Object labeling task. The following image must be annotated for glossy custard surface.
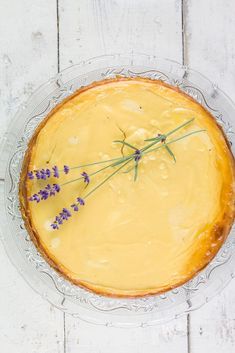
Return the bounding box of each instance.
[20,78,235,296]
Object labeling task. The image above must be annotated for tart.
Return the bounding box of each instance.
[19,77,235,297]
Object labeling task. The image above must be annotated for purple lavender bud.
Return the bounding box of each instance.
[35,170,41,179]
[45,184,54,196]
[63,165,70,174]
[56,216,63,225]
[53,184,60,193]
[38,189,49,200]
[27,171,34,180]
[81,172,90,184]
[71,204,79,211]
[77,197,85,206]
[60,209,70,220]
[63,208,71,217]
[59,212,65,220]
[51,223,59,230]
[157,133,166,142]
[52,166,59,178]
[46,169,51,178]
[40,169,47,180]
[29,194,40,203]
[134,149,141,162]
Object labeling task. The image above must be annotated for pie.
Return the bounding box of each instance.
[19,77,235,297]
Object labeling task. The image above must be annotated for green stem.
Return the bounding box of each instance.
[134,161,139,181]
[60,155,133,187]
[83,159,132,199]
[144,118,194,142]
[143,130,205,155]
[59,156,123,172]
[60,129,204,188]
[113,140,138,150]
[58,119,195,172]
[165,118,195,137]
[59,138,157,188]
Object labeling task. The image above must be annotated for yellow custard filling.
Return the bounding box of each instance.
[20,78,235,297]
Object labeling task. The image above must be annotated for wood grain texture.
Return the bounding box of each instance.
[58,0,188,351]
[184,0,235,100]
[185,0,235,352]
[58,0,183,69]
[0,238,64,353]
[64,318,187,353]
[0,0,235,352]
[188,283,235,353]
[0,1,64,352]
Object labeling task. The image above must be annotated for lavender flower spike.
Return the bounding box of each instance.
[81,172,90,184]
[35,170,41,179]
[52,165,59,178]
[51,197,85,230]
[29,183,60,202]
[28,165,70,180]
[28,168,51,180]
[29,194,40,203]
[134,149,141,162]
[64,165,70,174]
[77,197,85,205]
[51,207,72,230]
[28,171,34,180]
[71,204,79,211]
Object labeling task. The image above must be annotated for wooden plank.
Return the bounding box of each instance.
[58,0,183,68]
[58,1,188,352]
[184,0,235,100]
[64,319,187,353]
[188,283,235,353]
[0,240,64,353]
[0,0,58,176]
[184,0,235,352]
[0,1,64,352]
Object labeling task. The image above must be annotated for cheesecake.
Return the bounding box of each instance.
[19,77,235,297]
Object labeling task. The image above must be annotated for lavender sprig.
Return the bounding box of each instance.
[28,119,197,181]
[27,165,70,180]
[29,184,60,202]
[81,172,90,184]
[51,198,85,229]
[27,118,206,230]
[28,168,51,180]
[51,208,71,229]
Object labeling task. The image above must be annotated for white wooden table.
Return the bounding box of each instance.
[1,1,235,352]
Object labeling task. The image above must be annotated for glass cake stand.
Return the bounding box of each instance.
[0,54,235,327]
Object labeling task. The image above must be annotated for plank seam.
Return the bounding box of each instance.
[181,0,185,65]
[187,313,191,353]
[63,312,66,353]
[56,0,60,73]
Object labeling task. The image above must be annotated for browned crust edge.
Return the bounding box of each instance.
[19,77,235,298]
